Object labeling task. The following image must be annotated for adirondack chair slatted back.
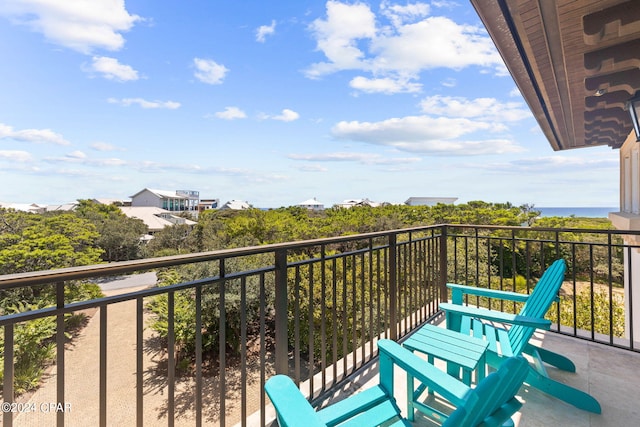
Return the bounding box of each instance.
[444,356,529,427]
[507,259,566,355]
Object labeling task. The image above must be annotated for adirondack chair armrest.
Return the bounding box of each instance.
[447,283,530,305]
[440,303,552,330]
[378,339,470,405]
[265,375,327,427]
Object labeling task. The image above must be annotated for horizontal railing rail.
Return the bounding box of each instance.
[1,223,639,426]
[0,225,443,427]
[445,224,640,351]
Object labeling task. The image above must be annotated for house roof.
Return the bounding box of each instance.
[0,202,46,213]
[298,198,323,206]
[339,198,381,208]
[220,200,251,210]
[129,188,194,200]
[45,202,78,211]
[119,206,196,232]
[471,0,640,150]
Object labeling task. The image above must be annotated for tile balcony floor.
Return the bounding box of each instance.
[311,323,640,427]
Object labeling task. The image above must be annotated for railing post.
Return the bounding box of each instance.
[439,225,448,302]
[3,325,14,427]
[389,233,397,341]
[274,248,289,375]
[56,281,66,427]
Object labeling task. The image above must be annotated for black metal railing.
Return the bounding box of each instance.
[445,225,638,349]
[0,224,639,426]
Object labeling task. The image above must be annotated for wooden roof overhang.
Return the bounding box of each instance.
[470,0,640,151]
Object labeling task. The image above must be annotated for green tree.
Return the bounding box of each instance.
[0,211,103,274]
[146,223,195,255]
[75,200,148,261]
[0,208,105,394]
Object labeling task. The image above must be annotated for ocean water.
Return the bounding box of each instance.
[537,207,616,218]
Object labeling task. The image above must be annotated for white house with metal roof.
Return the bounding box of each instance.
[298,197,324,211]
[220,200,251,210]
[336,198,383,208]
[130,188,199,215]
[119,206,196,234]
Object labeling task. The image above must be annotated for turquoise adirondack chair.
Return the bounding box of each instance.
[440,258,601,413]
[265,339,529,427]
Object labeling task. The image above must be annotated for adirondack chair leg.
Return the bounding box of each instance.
[407,372,416,422]
[525,368,602,414]
[524,343,576,372]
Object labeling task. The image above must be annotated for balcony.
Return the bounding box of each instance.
[1,224,639,426]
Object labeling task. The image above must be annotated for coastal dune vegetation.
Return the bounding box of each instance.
[0,201,623,394]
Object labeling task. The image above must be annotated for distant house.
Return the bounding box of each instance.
[119,206,196,234]
[336,198,382,209]
[45,202,79,212]
[91,198,129,206]
[198,198,220,214]
[298,197,324,211]
[0,202,46,214]
[220,200,251,210]
[130,188,199,214]
[404,197,458,206]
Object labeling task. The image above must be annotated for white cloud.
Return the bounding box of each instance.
[0,0,141,54]
[333,116,493,141]
[193,58,228,84]
[476,155,618,173]
[256,20,276,42]
[306,1,376,78]
[370,16,501,72]
[45,153,127,167]
[419,95,532,122]
[391,138,524,155]
[90,142,123,151]
[288,152,421,165]
[89,56,139,81]
[0,123,70,145]
[99,158,127,166]
[306,1,503,92]
[331,116,523,155]
[272,109,300,122]
[431,0,458,8]
[511,156,618,171]
[380,1,430,27]
[132,161,287,184]
[297,164,329,172]
[67,150,86,159]
[0,150,32,162]
[349,76,421,94]
[107,98,181,109]
[215,107,247,120]
[441,77,456,87]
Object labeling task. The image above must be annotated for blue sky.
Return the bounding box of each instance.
[0,1,619,208]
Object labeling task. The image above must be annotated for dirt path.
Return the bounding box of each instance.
[560,280,624,298]
[10,282,270,426]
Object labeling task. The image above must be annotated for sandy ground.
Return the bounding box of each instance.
[8,275,272,426]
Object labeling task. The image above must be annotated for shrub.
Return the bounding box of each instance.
[0,282,103,395]
[147,264,274,371]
